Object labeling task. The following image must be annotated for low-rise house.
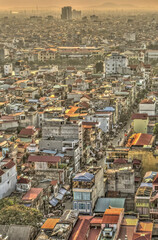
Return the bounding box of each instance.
[73,167,105,214]
[0,160,17,199]
[118,214,138,240]
[135,185,153,217]
[18,126,39,138]
[22,187,43,210]
[106,166,135,196]
[100,208,124,240]
[28,155,61,171]
[132,113,149,134]
[16,177,31,192]
[139,99,156,116]
[23,87,38,100]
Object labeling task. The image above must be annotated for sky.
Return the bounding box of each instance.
[0,0,158,10]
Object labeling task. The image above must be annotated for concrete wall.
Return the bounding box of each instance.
[133,119,149,134]
[0,166,17,199]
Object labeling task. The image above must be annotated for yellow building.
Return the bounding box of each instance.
[132,113,149,134]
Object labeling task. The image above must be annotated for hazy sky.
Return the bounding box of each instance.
[1,0,158,10]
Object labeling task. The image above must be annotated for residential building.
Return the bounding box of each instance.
[105,52,128,74]
[132,113,149,133]
[100,208,124,240]
[139,99,156,116]
[73,167,105,214]
[0,160,17,199]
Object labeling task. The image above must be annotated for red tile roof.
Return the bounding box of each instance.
[132,113,148,120]
[17,177,30,184]
[140,99,154,104]
[22,188,43,201]
[118,225,136,240]
[102,214,120,224]
[87,228,101,240]
[51,180,58,186]
[126,133,153,147]
[19,128,36,136]
[28,155,60,163]
[136,134,153,146]
[114,158,127,164]
[2,160,15,169]
[102,208,123,224]
[90,217,102,225]
[69,217,92,240]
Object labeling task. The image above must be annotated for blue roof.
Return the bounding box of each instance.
[56,193,64,200]
[140,183,153,188]
[49,198,58,207]
[56,153,65,157]
[104,107,115,112]
[59,188,67,195]
[28,99,39,103]
[94,198,125,213]
[73,172,94,182]
[41,150,57,154]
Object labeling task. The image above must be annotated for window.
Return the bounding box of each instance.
[87,203,91,210]
[79,203,86,210]
[74,192,82,200]
[83,192,90,200]
[73,192,90,201]
[74,202,78,210]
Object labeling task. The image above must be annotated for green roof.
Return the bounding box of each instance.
[94,198,125,213]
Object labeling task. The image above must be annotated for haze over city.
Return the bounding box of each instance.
[1,0,158,11]
[1,0,158,239]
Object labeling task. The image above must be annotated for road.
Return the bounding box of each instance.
[112,118,132,147]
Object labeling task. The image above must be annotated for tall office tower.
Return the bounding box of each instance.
[61,6,72,20]
[72,9,81,19]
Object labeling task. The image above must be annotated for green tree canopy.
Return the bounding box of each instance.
[154,123,158,136]
[0,198,42,227]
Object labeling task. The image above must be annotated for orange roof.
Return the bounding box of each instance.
[126,133,153,147]
[104,208,124,215]
[102,208,124,224]
[66,106,80,115]
[41,218,60,229]
[22,188,43,201]
[83,125,92,129]
[90,217,102,225]
[137,222,153,232]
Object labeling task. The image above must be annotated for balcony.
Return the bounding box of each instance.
[150,208,158,214]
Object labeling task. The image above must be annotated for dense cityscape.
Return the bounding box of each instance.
[0,6,158,240]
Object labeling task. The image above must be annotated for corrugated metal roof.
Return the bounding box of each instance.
[41,218,60,229]
[94,198,125,213]
[102,214,120,224]
[73,172,94,182]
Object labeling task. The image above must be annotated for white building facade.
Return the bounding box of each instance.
[105,52,128,74]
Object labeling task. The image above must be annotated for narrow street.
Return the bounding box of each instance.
[112,118,132,147]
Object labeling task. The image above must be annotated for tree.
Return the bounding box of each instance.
[154,123,158,137]
[0,198,42,227]
[95,61,103,73]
